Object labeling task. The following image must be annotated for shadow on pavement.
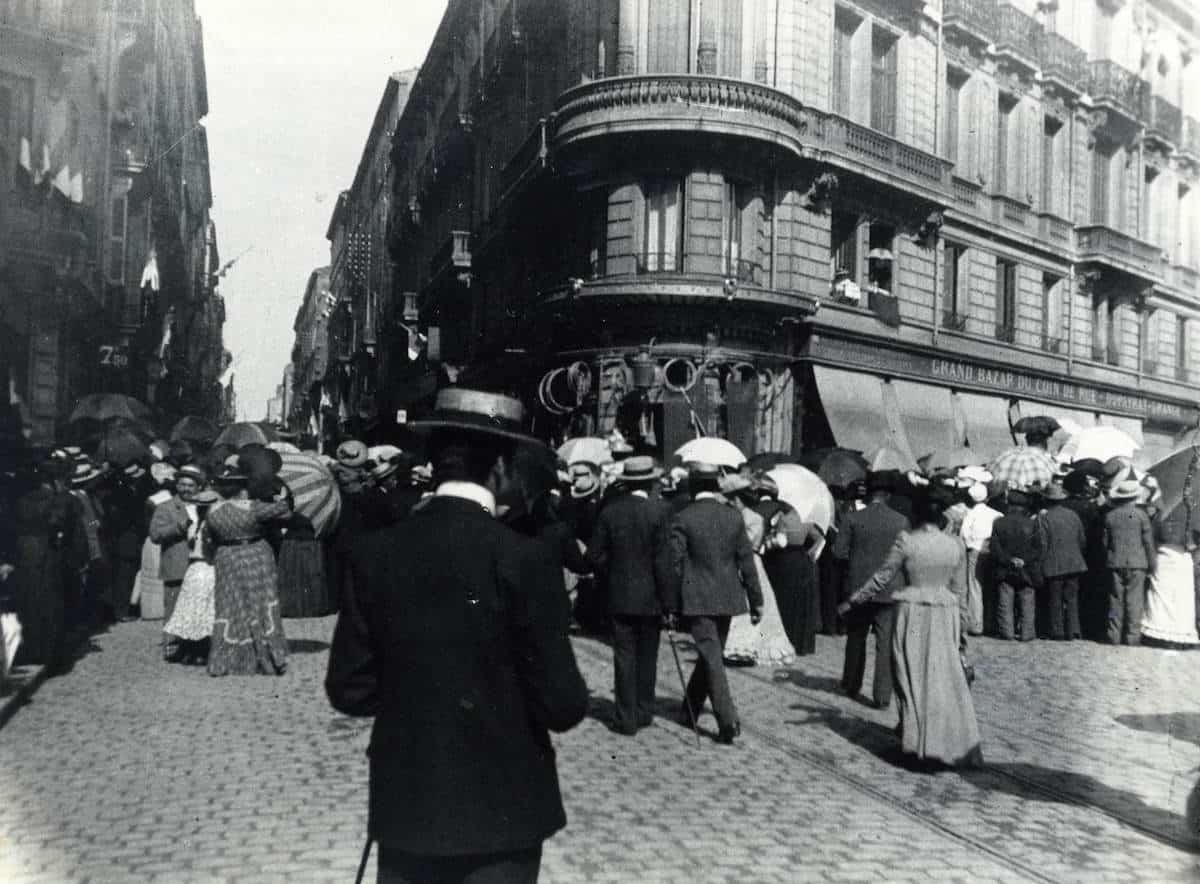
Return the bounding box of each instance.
[777,668,845,697]
[287,638,331,654]
[1115,713,1200,750]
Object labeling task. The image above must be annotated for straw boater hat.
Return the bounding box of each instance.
[335,439,369,468]
[1108,479,1141,501]
[618,455,662,484]
[403,388,543,447]
[368,445,405,482]
[177,463,207,485]
[71,459,105,486]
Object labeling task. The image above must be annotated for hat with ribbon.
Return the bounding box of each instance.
[1108,479,1142,501]
[212,463,247,484]
[71,459,105,486]
[718,473,755,496]
[335,439,369,468]
[367,445,406,482]
[177,463,208,484]
[403,388,543,447]
[618,455,662,483]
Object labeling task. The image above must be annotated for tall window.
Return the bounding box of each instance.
[943,242,968,322]
[1094,1,1114,60]
[830,210,859,281]
[1143,166,1158,246]
[1180,183,1194,267]
[720,0,744,77]
[996,258,1018,333]
[870,27,898,136]
[588,189,608,278]
[1043,272,1063,343]
[643,179,682,273]
[945,72,965,164]
[1091,144,1112,225]
[867,222,895,292]
[647,0,690,73]
[996,95,1017,195]
[1042,117,1061,214]
[1178,317,1189,380]
[832,9,859,117]
[108,192,128,284]
[0,75,33,191]
[722,181,743,278]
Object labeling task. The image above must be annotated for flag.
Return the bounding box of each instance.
[52,163,71,197]
[140,248,159,291]
[18,137,31,175]
[69,171,83,204]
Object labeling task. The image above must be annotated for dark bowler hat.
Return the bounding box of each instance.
[688,462,722,481]
[619,455,662,483]
[866,471,896,493]
[1043,483,1068,502]
[405,388,543,446]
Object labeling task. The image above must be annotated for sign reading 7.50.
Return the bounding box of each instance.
[98,345,130,369]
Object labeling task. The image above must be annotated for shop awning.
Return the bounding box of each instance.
[1138,428,1179,470]
[890,379,958,464]
[812,365,891,456]
[953,391,1016,463]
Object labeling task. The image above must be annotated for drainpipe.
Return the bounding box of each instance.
[932,9,943,350]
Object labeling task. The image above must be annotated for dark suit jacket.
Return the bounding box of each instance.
[587,491,673,616]
[325,495,588,856]
[1037,504,1087,578]
[147,494,193,584]
[666,497,762,617]
[991,510,1043,586]
[832,501,910,602]
[1102,502,1156,571]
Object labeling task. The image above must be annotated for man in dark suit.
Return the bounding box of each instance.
[834,472,910,708]
[326,388,589,884]
[1036,483,1088,640]
[1102,478,1157,645]
[665,463,762,745]
[992,490,1044,641]
[587,456,672,736]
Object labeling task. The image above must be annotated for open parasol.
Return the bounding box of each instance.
[170,416,218,446]
[1147,444,1200,523]
[675,437,746,469]
[1056,425,1140,465]
[70,393,153,425]
[988,446,1057,489]
[276,449,341,538]
[213,421,279,449]
[765,463,835,535]
[556,437,613,467]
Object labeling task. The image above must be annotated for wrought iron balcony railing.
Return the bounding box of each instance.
[943,0,999,45]
[1088,60,1148,123]
[993,3,1043,72]
[1141,93,1183,146]
[631,252,763,285]
[1041,32,1087,92]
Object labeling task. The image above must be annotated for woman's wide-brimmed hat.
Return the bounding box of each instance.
[404,388,544,447]
[617,455,662,483]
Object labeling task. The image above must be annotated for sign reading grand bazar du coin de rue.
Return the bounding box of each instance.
[807,335,1200,428]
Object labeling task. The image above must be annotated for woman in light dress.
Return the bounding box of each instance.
[163,486,221,665]
[1141,513,1200,648]
[721,475,795,666]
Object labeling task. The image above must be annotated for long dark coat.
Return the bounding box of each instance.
[587,490,673,616]
[666,497,763,617]
[326,495,588,855]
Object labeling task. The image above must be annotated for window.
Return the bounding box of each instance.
[1042,272,1063,344]
[996,95,1017,195]
[943,242,968,325]
[996,258,1018,334]
[722,181,743,278]
[647,0,690,73]
[1178,317,1189,381]
[945,72,965,164]
[1041,117,1061,214]
[832,10,859,117]
[867,222,895,292]
[588,190,608,278]
[108,192,128,284]
[870,27,898,135]
[1180,183,1194,267]
[830,210,859,281]
[1091,144,1112,225]
[720,0,744,77]
[1094,1,1114,60]
[1143,165,1158,246]
[642,179,682,273]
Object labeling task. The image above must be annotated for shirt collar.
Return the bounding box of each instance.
[630,489,648,499]
[695,491,723,502]
[434,481,496,516]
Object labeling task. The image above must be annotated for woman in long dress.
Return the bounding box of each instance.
[163,488,220,664]
[1142,514,1200,648]
[722,477,795,666]
[840,485,983,768]
[205,466,291,676]
[754,476,823,656]
[277,512,329,617]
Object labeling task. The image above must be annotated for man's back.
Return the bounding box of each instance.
[589,492,672,615]
[669,498,762,616]
[326,495,588,856]
[836,501,910,597]
[1103,502,1154,570]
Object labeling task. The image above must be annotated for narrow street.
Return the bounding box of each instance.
[2,619,1197,882]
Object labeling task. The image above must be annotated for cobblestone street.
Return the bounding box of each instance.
[1,618,1198,882]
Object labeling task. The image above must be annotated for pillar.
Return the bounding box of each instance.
[617,0,637,74]
[698,0,718,74]
[753,0,769,83]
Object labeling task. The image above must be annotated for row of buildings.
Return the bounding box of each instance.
[288,0,1200,468]
[1,0,232,448]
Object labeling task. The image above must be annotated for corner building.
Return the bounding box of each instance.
[387,0,1200,464]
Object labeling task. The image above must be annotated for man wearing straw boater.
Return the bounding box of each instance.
[326,388,588,884]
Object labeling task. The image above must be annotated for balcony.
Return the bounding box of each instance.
[1143,358,1158,376]
[0,0,95,52]
[943,0,998,46]
[952,176,981,209]
[429,230,472,287]
[1076,224,1163,284]
[992,194,1030,228]
[633,253,763,286]
[1088,60,1147,125]
[1169,263,1199,295]
[993,4,1043,74]
[1037,213,1072,246]
[1177,365,1191,384]
[1040,31,1087,95]
[551,75,953,206]
[1092,344,1120,366]
[1141,94,1183,149]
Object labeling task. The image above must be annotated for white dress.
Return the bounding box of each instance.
[163,512,215,642]
[724,507,796,665]
[1142,545,1200,645]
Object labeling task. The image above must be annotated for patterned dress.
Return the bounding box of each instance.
[724,507,795,665]
[205,499,290,676]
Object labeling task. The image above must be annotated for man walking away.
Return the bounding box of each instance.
[1037,484,1088,640]
[834,471,909,708]
[587,456,672,735]
[1102,479,1157,646]
[665,463,762,745]
[326,388,588,884]
[959,484,1001,636]
[991,490,1043,641]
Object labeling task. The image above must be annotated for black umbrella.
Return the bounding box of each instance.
[1013,415,1061,438]
[170,416,218,446]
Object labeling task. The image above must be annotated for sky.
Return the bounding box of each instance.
[194,0,448,420]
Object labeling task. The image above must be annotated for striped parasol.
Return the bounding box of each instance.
[987,446,1058,490]
[276,450,341,537]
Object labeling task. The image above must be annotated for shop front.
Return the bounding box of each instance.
[799,333,1199,470]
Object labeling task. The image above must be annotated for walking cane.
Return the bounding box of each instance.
[664,618,702,748]
[354,836,373,884]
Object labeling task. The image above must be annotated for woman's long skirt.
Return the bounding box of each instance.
[766,549,818,656]
[207,540,288,677]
